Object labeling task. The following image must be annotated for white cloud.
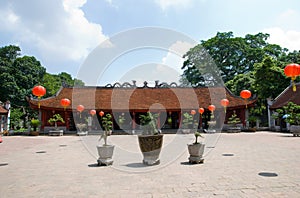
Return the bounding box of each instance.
[262,27,300,51]
[154,0,194,11]
[0,0,107,63]
[161,41,195,73]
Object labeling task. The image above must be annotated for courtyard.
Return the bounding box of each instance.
[0,131,300,197]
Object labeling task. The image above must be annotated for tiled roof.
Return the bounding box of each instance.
[0,106,8,114]
[270,83,300,109]
[28,86,256,111]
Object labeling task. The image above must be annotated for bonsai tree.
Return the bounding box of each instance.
[99,113,113,145]
[139,112,159,135]
[181,112,193,129]
[194,131,203,144]
[76,123,87,132]
[30,119,40,131]
[277,102,300,125]
[48,114,65,129]
[118,113,125,129]
[227,111,241,127]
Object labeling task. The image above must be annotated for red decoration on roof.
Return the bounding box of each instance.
[208,105,215,112]
[220,99,229,113]
[99,111,104,117]
[198,108,204,114]
[32,85,46,108]
[90,109,96,116]
[190,110,196,115]
[77,105,84,113]
[240,90,251,99]
[284,63,300,92]
[60,98,71,110]
[32,85,46,97]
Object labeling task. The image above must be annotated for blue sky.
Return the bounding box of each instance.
[0,0,299,86]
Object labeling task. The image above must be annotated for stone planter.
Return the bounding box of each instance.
[138,134,164,166]
[97,145,115,166]
[187,143,205,164]
[290,125,300,137]
[227,126,241,133]
[49,130,63,136]
[77,131,88,136]
[29,131,39,136]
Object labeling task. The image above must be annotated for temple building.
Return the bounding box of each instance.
[28,81,256,133]
[269,83,300,131]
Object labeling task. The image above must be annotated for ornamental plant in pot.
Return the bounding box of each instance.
[181,112,193,134]
[187,132,205,164]
[30,119,41,136]
[276,102,300,137]
[138,112,163,166]
[48,114,65,136]
[97,113,114,166]
[227,111,241,133]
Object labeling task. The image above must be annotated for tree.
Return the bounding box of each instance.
[182,32,287,85]
[0,45,46,107]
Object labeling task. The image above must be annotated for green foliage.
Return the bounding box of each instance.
[118,113,125,127]
[10,108,24,129]
[181,112,193,129]
[99,113,113,145]
[275,102,300,125]
[227,111,241,126]
[0,45,46,107]
[139,112,159,135]
[42,72,84,97]
[48,114,65,129]
[30,119,41,131]
[194,131,202,144]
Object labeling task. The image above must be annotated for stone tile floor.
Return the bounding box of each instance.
[0,131,299,197]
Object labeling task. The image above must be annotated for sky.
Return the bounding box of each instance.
[0,0,300,86]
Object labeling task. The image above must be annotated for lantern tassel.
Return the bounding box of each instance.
[224,106,227,113]
[38,96,41,109]
[292,77,296,92]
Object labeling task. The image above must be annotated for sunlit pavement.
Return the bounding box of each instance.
[0,131,300,197]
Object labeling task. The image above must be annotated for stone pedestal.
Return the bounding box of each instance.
[97,145,114,166]
[49,130,63,136]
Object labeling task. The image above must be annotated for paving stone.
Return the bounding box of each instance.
[0,132,300,197]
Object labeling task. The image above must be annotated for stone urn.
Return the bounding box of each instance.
[187,143,205,164]
[290,125,300,137]
[97,145,115,166]
[138,134,163,165]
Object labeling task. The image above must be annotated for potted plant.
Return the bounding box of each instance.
[30,119,41,136]
[138,112,163,166]
[187,132,205,164]
[277,102,300,136]
[227,111,241,133]
[181,112,193,134]
[76,123,88,136]
[97,113,114,166]
[48,114,65,136]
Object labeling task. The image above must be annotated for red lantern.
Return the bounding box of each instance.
[198,108,204,114]
[240,90,251,99]
[60,98,71,110]
[99,111,104,117]
[77,105,84,118]
[77,105,84,112]
[240,90,251,108]
[90,109,96,116]
[190,110,196,115]
[32,85,46,108]
[208,105,215,119]
[284,63,300,91]
[208,105,215,112]
[220,99,229,113]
